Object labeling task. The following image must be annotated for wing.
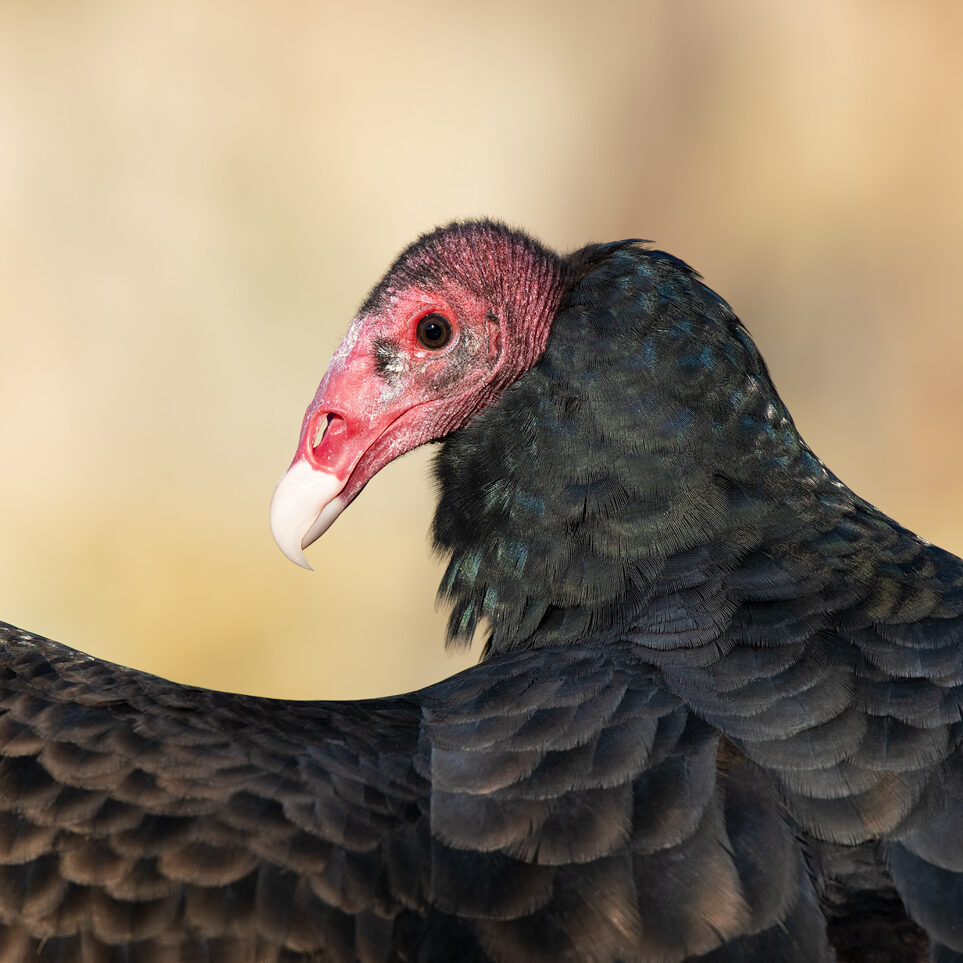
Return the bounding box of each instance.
[633,496,963,961]
[0,620,430,962]
[0,624,831,962]
[416,643,830,962]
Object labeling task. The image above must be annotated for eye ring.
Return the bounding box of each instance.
[416,312,453,350]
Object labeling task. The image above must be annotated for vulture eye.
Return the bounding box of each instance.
[416,313,452,350]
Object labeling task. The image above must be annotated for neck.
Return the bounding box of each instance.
[432,242,850,655]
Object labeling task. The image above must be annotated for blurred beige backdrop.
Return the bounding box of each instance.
[0,1,961,699]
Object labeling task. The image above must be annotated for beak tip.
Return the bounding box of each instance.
[279,541,314,571]
[271,525,314,570]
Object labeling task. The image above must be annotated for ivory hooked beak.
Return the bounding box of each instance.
[269,461,347,570]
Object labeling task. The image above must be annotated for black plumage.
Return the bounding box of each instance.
[2,222,961,961]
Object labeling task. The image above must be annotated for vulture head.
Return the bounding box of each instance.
[270,222,565,568]
[271,220,811,652]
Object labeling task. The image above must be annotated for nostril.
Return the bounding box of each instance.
[307,412,347,467]
[313,413,334,451]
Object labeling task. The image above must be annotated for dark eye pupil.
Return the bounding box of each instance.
[416,313,452,349]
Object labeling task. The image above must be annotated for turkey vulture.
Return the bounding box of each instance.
[1,222,959,962]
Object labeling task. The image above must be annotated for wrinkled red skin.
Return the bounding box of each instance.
[286,236,564,516]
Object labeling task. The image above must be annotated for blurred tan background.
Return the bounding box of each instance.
[0,1,960,700]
